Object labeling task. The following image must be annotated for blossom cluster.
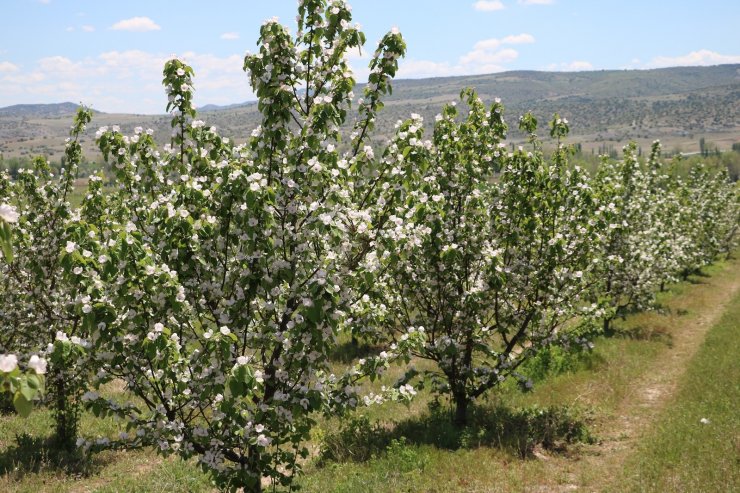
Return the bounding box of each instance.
[0,351,47,417]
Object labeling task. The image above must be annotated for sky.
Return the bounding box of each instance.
[1,0,739,114]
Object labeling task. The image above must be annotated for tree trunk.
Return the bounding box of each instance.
[242,480,262,493]
[246,445,263,493]
[51,357,80,450]
[453,394,469,427]
[53,369,75,450]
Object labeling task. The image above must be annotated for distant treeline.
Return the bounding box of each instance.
[568,143,740,182]
[3,142,739,183]
[0,155,103,180]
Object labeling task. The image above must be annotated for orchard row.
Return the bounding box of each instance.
[1,1,738,491]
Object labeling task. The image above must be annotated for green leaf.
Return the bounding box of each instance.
[19,378,37,401]
[307,301,323,323]
[13,392,33,418]
[26,374,43,391]
[227,364,254,398]
[232,364,254,385]
[0,222,13,263]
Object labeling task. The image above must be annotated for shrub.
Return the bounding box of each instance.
[358,98,604,426]
[0,114,92,435]
[69,1,421,490]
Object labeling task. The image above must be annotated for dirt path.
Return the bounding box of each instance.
[560,260,740,492]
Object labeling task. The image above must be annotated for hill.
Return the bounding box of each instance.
[0,102,101,118]
[0,64,738,162]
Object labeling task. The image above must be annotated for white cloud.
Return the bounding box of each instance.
[397,60,459,78]
[519,0,554,4]
[461,33,533,66]
[396,33,534,79]
[564,60,593,70]
[2,71,45,85]
[501,33,536,44]
[645,49,740,68]
[110,17,161,32]
[473,33,534,51]
[220,32,240,40]
[97,50,167,77]
[82,25,95,32]
[0,62,19,73]
[37,56,84,75]
[474,39,504,51]
[460,47,519,66]
[66,26,75,32]
[473,1,505,11]
[0,50,257,113]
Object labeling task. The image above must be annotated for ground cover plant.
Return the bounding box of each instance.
[0,169,49,420]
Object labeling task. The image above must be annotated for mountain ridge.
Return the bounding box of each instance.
[1,64,738,160]
[2,64,737,117]
[0,102,106,118]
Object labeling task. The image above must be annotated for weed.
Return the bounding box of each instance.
[318,402,594,466]
[317,415,392,464]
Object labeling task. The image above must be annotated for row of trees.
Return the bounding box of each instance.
[1,1,738,491]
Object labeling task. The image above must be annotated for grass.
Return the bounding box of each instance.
[0,256,738,492]
[0,406,213,492]
[617,287,740,493]
[317,404,593,464]
[68,181,89,208]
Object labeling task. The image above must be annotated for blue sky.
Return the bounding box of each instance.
[1,0,739,114]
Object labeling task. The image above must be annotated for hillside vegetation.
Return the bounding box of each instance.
[1,64,738,164]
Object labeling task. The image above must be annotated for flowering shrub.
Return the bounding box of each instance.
[354,94,603,426]
[716,178,740,256]
[0,199,49,416]
[0,353,47,416]
[592,142,739,329]
[0,110,95,443]
[641,142,691,291]
[593,142,668,329]
[70,1,421,490]
[678,163,738,273]
[0,200,18,261]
